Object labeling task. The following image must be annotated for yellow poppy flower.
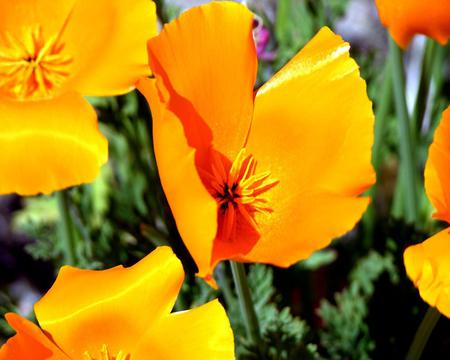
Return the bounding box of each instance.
[404,107,450,317]
[0,0,157,195]
[0,247,235,359]
[138,2,375,282]
[375,0,450,48]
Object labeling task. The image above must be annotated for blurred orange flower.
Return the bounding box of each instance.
[138,2,375,282]
[0,247,235,359]
[375,0,450,48]
[404,107,450,317]
[0,0,156,195]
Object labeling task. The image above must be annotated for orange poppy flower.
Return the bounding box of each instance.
[0,0,156,195]
[138,2,375,282]
[0,247,235,359]
[375,0,450,48]
[404,107,450,317]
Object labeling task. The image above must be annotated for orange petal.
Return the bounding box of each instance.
[147,1,257,160]
[375,0,450,48]
[0,0,75,36]
[61,0,156,96]
[0,93,107,195]
[404,228,450,318]
[133,300,235,359]
[138,78,217,278]
[242,27,375,266]
[34,246,184,359]
[424,107,450,223]
[0,313,68,360]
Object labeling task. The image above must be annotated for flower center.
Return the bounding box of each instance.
[0,25,73,100]
[207,148,279,242]
[84,344,130,360]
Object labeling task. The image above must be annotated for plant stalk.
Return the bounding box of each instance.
[230,261,261,346]
[389,37,419,223]
[56,190,77,265]
[406,307,440,360]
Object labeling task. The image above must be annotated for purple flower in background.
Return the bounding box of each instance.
[253,17,276,61]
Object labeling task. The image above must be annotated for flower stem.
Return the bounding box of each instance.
[56,190,77,265]
[406,307,440,360]
[372,55,393,172]
[229,261,261,346]
[389,36,418,223]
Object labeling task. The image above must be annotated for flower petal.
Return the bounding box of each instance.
[138,78,217,279]
[242,27,375,266]
[0,93,107,195]
[424,107,450,224]
[34,246,184,359]
[375,0,450,48]
[147,1,257,160]
[133,300,235,359]
[0,0,75,36]
[0,313,69,360]
[404,228,450,318]
[61,0,156,96]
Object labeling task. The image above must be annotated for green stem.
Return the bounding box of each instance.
[412,40,436,134]
[372,53,393,172]
[230,261,261,346]
[406,307,440,360]
[389,37,419,223]
[56,191,77,265]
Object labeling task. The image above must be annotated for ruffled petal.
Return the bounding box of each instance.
[133,300,235,359]
[404,228,450,318]
[138,78,217,279]
[61,0,156,95]
[424,107,450,224]
[242,27,375,266]
[0,93,107,195]
[375,0,450,48]
[34,247,184,359]
[0,313,68,360]
[147,1,257,160]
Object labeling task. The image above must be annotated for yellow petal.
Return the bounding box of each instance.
[138,78,217,278]
[0,313,69,360]
[0,0,75,36]
[0,93,107,195]
[147,1,257,160]
[133,300,235,359]
[34,246,184,359]
[404,229,450,318]
[424,107,450,224]
[62,0,157,95]
[242,27,375,266]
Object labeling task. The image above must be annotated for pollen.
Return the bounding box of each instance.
[83,344,130,360]
[0,25,73,100]
[206,148,279,242]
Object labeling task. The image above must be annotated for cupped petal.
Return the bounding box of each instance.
[138,78,217,279]
[34,246,184,359]
[147,1,257,159]
[0,0,76,36]
[61,0,156,96]
[133,300,235,359]
[424,107,450,224]
[404,228,450,318]
[375,0,450,48]
[0,313,69,360]
[243,27,375,266]
[0,93,107,195]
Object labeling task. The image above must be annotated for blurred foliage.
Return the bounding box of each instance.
[318,251,399,359]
